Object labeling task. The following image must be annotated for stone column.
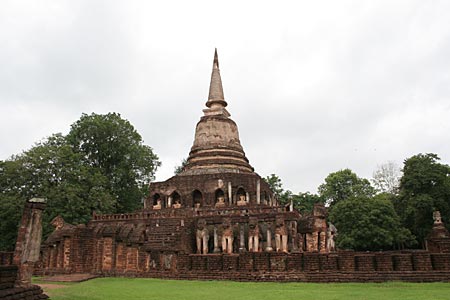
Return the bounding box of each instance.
[213,227,220,253]
[239,225,246,252]
[256,179,261,204]
[289,200,293,211]
[168,196,172,207]
[13,198,46,286]
[228,182,232,205]
[265,228,273,252]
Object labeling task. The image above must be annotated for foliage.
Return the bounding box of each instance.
[0,193,26,251]
[174,158,188,175]
[372,161,401,195]
[394,153,450,246]
[264,174,284,199]
[0,113,160,251]
[328,194,414,251]
[0,134,117,250]
[292,192,325,214]
[41,277,450,300]
[264,174,323,211]
[318,169,375,207]
[66,112,160,212]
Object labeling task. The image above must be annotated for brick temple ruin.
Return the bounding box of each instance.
[35,50,450,282]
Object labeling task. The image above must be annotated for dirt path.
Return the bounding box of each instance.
[38,283,69,290]
[41,273,98,282]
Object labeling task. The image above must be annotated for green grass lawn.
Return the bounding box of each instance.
[39,277,450,300]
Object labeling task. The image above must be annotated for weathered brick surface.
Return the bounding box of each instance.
[355,254,375,272]
[303,253,320,271]
[0,253,13,267]
[431,253,450,270]
[206,255,222,271]
[337,251,355,272]
[0,266,16,290]
[392,253,413,271]
[191,255,207,271]
[239,253,254,271]
[269,253,287,272]
[319,253,338,271]
[0,266,48,299]
[412,252,432,271]
[223,255,238,271]
[375,253,393,271]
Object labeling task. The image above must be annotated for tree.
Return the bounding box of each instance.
[0,192,26,251]
[372,161,401,194]
[264,174,284,199]
[174,158,188,175]
[318,169,375,207]
[0,134,116,250]
[0,113,161,250]
[394,153,450,246]
[263,174,292,205]
[66,113,160,212]
[328,194,414,251]
[264,174,324,210]
[293,192,325,213]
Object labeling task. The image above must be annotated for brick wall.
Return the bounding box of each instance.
[75,251,450,283]
[0,266,48,299]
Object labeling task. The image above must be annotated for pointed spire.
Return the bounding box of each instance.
[206,48,227,108]
[213,48,219,69]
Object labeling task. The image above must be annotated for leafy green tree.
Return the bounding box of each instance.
[0,134,116,250]
[318,169,375,207]
[263,174,291,205]
[0,113,161,250]
[264,174,284,199]
[293,192,325,213]
[328,194,414,251]
[264,174,324,210]
[0,193,26,251]
[394,153,450,246]
[66,113,160,212]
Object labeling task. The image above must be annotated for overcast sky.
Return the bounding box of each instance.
[1,1,449,193]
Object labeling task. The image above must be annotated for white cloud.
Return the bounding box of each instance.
[1,0,449,193]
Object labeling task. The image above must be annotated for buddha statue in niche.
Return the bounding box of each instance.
[215,195,226,208]
[237,194,247,206]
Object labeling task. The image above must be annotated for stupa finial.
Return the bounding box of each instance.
[206,48,227,108]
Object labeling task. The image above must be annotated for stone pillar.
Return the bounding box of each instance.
[266,228,273,252]
[213,227,220,253]
[239,225,246,252]
[228,182,232,205]
[245,192,250,203]
[13,198,46,286]
[168,196,172,207]
[256,179,261,204]
[289,200,293,212]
